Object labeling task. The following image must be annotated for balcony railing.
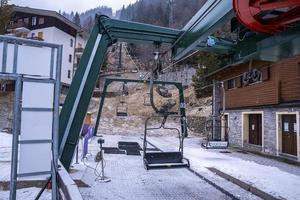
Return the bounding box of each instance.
[75,47,84,53]
[7,21,30,30]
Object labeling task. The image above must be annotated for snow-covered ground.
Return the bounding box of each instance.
[2,129,300,200]
[71,135,236,200]
[0,132,51,200]
[148,136,300,200]
[0,132,12,181]
[0,187,51,200]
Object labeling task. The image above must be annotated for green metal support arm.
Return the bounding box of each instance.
[59,11,300,170]
[173,0,234,60]
[93,78,187,138]
[59,15,182,170]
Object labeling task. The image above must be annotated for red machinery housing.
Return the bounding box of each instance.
[233,0,300,34]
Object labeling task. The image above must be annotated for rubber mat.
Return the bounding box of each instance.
[103,147,126,155]
[219,151,232,154]
[126,148,141,156]
[118,141,142,150]
[118,141,142,156]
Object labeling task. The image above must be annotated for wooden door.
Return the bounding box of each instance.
[282,115,297,156]
[249,114,262,146]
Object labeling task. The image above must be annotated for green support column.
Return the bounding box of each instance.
[176,83,188,137]
[59,23,111,169]
[93,79,112,136]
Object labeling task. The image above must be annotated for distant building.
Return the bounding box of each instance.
[6,5,88,87]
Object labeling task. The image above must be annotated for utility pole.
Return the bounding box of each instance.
[168,0,174,28]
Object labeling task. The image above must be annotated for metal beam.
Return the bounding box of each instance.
[196,36,236,55]
[100,16,181,44]
[93,78,187,138]
[173,0,234,60]
[234,24,300,62]
[59,15,183,170]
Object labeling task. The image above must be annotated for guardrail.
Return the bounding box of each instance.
[58,162,83,200]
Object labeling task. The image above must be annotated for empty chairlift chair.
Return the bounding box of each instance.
[116,95,128,117]
[143,92,151,106]
[143,115,190,170]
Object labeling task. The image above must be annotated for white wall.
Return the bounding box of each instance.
[76,34,87,49]
[29,27,75,85]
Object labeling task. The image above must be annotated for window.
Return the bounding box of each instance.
[24,18,29,24]
[38,32,43,39]
[31,33,35,38]
[67,70,71,79]
[227,78,235,89]
[32,16,37,26]
[69,54,72,63]
[70,39,73,47]
[235,76,242,88]
[38,17,45,25]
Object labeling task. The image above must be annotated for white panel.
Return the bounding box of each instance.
[6,43,15,73]
[17,45,52,77]
[22,82,54,108]
[19,143,52,175]
[0,42,3,72]
[20,111,53,140]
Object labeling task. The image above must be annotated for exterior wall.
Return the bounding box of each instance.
[76,35,87,50]
[226,111,243,147]
[211,56,300,109]
[30,27,75,85]
[226,107,300,160]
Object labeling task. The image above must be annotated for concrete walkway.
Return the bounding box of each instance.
[148,136,300,200]
[71,135,259,200]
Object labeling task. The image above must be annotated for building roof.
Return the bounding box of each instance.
[204,60,273,80]
[12,5,83,32]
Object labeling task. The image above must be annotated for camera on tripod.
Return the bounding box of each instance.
[98,138,105,144]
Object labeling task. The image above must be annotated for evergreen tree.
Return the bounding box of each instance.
[73,12,81,26]
[70,11,74,20]
[83,16,93,33]
[192,52,221,98]
[0,0,12,34]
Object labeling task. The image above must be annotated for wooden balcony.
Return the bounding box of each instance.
[7,21,30,36]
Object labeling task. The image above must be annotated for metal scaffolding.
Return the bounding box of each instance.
[0,35,62,200]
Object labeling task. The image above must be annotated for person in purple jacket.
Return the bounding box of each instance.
[81,113,94,159]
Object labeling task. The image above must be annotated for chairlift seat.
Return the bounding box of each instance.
[144,152,190,170]
[143,93,151,106]
[116,102,128,117]
[116,111,128,117]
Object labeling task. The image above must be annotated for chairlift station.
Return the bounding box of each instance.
[1,0,300,199]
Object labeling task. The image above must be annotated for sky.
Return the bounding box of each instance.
[10,0,138,13]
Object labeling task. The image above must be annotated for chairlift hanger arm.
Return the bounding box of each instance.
[59,15,182,170]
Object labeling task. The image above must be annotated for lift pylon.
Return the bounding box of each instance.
[59,15,181,169]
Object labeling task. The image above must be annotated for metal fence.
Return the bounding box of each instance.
[0,35,62,200]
